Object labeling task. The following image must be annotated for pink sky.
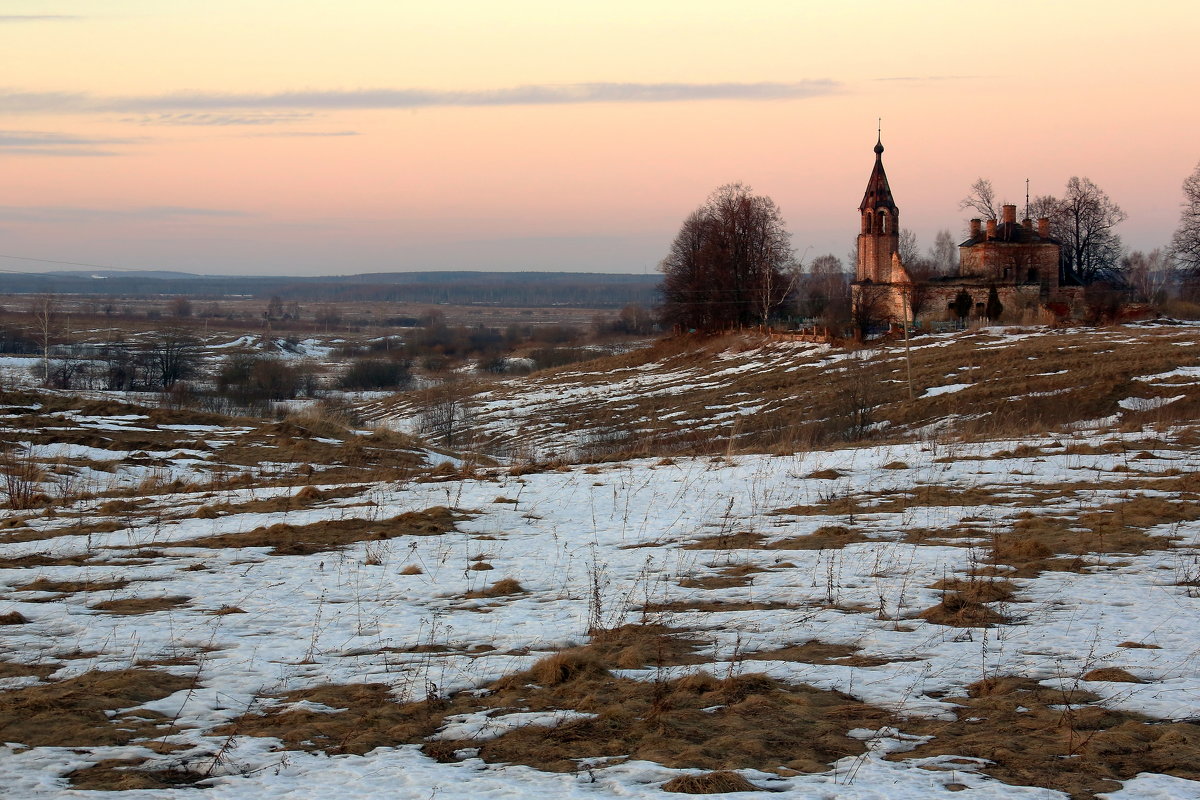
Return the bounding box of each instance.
[0,1,1196,276]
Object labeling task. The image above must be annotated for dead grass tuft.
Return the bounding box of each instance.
[929,578,1017,604]
[465,578,525,599]
[919,593,1009,627]
[67,760,206,791]
[89,596,190,615]
[0,668,192,747]
[1083,668,1144,683]
[15,577,130,596]
[772,525,871,550]
[661,770,759,793]
[209,605,246,615]
[587,624,709,669]
[899,673,1200,799]
[400,564,423,575]
[172,506,460,556]
[741,640,900,668]
[525,650,611,687]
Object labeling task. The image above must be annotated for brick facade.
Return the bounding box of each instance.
[851,139,1074,327]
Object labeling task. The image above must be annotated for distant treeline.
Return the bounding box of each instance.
[0,270,661,308]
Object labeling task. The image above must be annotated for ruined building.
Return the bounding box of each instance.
[851,135,1079,327]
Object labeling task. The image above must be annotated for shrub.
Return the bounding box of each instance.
[338,358,412,390]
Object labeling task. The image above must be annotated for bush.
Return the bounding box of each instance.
[216,355,310,406]
[338,358,412,390]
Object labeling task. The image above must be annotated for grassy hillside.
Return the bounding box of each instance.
[4,323,1200,798]
[370,322,1200,460]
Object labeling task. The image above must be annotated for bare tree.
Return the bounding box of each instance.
[28,294,58,386]
[1123,249,1172,308]
[928,229,958,276]
[1170,161,1200,275]
[659,183,793,332]
[1052,176,1127,284]
[959,178,999,222]
[898,228,921,267]
[797,254,849,323]
[851,283,892,340]
[418,380,475,449]
[142,324,199,390]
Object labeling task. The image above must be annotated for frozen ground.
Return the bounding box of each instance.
[4,419,1200,797]
[5,323,1200,798]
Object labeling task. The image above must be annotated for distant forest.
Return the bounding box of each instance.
[0,270,661,308]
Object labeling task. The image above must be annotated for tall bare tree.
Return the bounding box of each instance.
[796,254,849,323]
[659,183,793,332]
[1055,176,1127,284]
[898,228,921,267]
[1123,249,1172,307]
[928,229,958,276]
[959,178,999,222]
[1170,161,1200,275]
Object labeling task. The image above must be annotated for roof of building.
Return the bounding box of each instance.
[859,135,898,213]
[959,220,1061,248]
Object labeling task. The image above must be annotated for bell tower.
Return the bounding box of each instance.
[856,130,900,283]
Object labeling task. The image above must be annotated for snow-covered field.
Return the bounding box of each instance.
[5,326,1200,798]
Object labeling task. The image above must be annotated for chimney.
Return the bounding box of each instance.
[1022,217,1033,231]
[970,218,982,238]
[1037,217,1050,238]
[1002,204,1017,224]
[986,219,997,239]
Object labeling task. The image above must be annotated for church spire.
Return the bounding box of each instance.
[859,131,897,214]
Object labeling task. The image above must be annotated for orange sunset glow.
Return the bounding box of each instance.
[1,0,1197,275]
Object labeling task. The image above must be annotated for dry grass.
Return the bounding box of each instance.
[586,624,709,669]
[14,577,130,596]
[684,526,869,552]
[171,506,460,556]
[898,675,1200,799]
[89,596,190,615]
[919,593,1010,628]
[0,668,192,747]
[0,610,28,625]
[217,623,894,777]
[661,771,760,793]
[68,760,206,791]
[464,578,525,599]
[1083,668,1144,683]
[0,659,57,679]
[741,640,902,668]
[193,484,367,518]
[642,599,794,613]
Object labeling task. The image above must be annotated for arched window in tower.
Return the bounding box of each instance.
[862,212,872,234]
[879,210,889,234]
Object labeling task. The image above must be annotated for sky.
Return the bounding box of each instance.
[0,0,1197,276]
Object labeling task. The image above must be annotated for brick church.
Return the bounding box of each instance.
[852,135,1082,326]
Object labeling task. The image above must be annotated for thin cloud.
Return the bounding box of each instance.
[125,111,317,126]
[109,81,841,111]
[0,81,840,115]
[0,129,138,157]
[0,90,90,113]
[871,75,986,82]
[251,130,360,138]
